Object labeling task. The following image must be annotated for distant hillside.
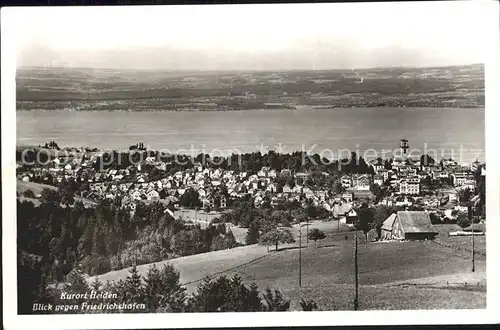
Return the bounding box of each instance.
[16,64,484,111]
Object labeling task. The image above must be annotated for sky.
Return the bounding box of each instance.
[11,1,488,70]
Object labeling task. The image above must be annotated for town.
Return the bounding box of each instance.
[17,138,486,233]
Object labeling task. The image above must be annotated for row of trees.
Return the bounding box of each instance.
[88,150,375,176]
[18,192,239,285]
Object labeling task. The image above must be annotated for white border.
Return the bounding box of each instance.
[2,2,500,329]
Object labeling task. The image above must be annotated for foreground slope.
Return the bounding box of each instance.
[92,227,485,310]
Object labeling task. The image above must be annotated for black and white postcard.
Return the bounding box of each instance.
[2,2,500,329]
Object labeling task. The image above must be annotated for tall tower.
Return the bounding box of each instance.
[400,138,409,160]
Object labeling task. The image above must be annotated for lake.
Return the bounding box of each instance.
[16,108,485,164]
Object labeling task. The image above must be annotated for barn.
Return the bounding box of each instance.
[381,211,438,241]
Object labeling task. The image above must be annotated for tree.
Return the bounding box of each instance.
[300,298,319,311]
[458,188,472,203]
[305,203,318,218]
[124,265,145,305]
[179,188,201,208]
[144,264,186,312]
[356,206,374,242]
[259,228,295,251]
[245,222,260,245]
[24,189,36,198]
[262,288,290,311]
[18,252,54,314]
[171,231,191,256]
[90,276,103,292]
[307,228,326,246]
[372,205,394,240]
[64,266,89,294]
[457,212,471,229]
[384,159,392,170]
[429,212,442,224]
[332,180,344,195]
[40,188,60,204]
[420,154,435,167]
[187,275,266,312]
[370,183,382,201]
[224,229,237,249]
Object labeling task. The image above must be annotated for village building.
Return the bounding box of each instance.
[342,191,353,203]
[373,174,384,186]
[292,185,302,194]
[377,169,389,181]
[370,159,385,172]
[442,158,458,168]
[280,169,291,177]
[431,167,449,180]
[302,187,314,199]
[295,172,308,185]
[451,171,475,187]
[345,209,358,225]
[333,202,352,219]
[381,211,438,240]
[341,174,352,188]
[352,174,371,191]
[266,183,277,193]
[147,190,160,201]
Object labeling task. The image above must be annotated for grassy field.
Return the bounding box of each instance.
[92,219,485,310]
[17,180,57,195]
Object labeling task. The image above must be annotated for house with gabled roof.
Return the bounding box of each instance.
[381,211,438,240]
[341,174,352,188]
[373,174,384,186]
[147,189,160,201]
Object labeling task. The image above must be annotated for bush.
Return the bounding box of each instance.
[187,275,266,312]
[24,189,36,198]
[300,298,319,311]
[429,212,442,224]
[457,213,471,229]
[307,228,326,246]
[262,288,291,311]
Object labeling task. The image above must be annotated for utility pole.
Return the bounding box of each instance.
[354,229,359,310]
[306,219,309,243]
[299,223,302,287]
[469,201,475,272]
[470,195,479,273]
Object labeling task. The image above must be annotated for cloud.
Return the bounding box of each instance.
[14,2,486,70]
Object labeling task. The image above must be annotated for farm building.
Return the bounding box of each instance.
[381,211,438,241]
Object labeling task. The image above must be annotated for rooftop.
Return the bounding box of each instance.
[397,211,437,233]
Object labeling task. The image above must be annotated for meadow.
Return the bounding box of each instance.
[92,219,485,310]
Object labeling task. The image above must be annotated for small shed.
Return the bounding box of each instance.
[381,213,398,240]
[381,211,438,240]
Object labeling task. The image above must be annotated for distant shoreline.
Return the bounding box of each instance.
[15,106,485,112]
